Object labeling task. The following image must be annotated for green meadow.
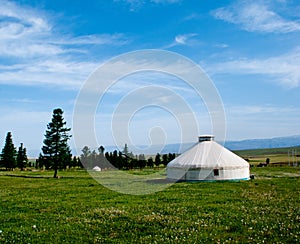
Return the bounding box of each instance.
[0,166,299,243]
[235,146,300,166]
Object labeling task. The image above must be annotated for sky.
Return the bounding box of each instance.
[0,0,300,156]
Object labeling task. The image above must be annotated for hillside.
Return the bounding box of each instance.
[234,146,300,157]
[225,135,300,150]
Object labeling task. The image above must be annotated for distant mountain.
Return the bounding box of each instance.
[127,135,300,154]
[27,135,300,158]
[224,135,300,150]
[72,135,300,156]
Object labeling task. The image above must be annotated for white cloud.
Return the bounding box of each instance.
[227,104,299,115]
[212,1,300,33]
[115,0,181,11]
[208,47,300,87]
[0,0,129,88]
[52,34,129,46]
[0,59,98,88]
[175,33,197,45]
[164,33,199,48]
[214,43,229,49]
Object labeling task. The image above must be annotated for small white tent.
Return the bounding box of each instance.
[92,166,102,172]
[167,136,250,181]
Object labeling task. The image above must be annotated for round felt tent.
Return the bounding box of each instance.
[92,166,102,172]
[167,136,250,181]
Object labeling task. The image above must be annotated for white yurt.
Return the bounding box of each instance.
[167,136,250,181]
[92,166,102,172]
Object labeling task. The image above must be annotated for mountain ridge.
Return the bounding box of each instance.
[28,135,300,157]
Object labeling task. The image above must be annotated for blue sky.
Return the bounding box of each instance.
[0,0,300,156]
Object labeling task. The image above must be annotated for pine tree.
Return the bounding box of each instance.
[42,108,71,178]
[80,146,91,169]
[162,154,169,166]
[122,143,129,156]
[17,143,28,171]
[147,157,154,168]
[154,153,161,167]
[1,132,17,171]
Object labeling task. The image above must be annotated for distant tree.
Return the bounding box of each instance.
[1,132,17,171]
[77,157,83,168]
[70,156,77,168]
[105,152,110,162]
[80,146,91,169]
[17,143,28,171]
[96,145,112,169]
[37,153,49,169]
[119,151,126,169]
[147,157,154,168]
[168,153,176,161]
[138,154,147,169]
[91,150,97,168]
[154,153,161,167]
[110,150,119,168]
[41,108,72,178]
[122,144,134,159]
[162,154,169,166]
[122,143,129,156]
[98,145,105,154]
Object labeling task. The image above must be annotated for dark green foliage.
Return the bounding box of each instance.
[41,108,71,178]
[154,153,161,167]
[70,156,82,168]
[162,154,169,166]
[0,132,17,170]
[17,143,28,171]
[147,157,154,168]
[80,143,174,171]
[80,146,91,168]
[80,145,112,169]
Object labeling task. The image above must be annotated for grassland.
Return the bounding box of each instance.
[0,166,299,243]
[234,146,300,166]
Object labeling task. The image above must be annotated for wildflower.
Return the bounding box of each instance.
[32,225,37,229]
[0,230,2,234]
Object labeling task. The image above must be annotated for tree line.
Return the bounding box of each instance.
[80,144,176,170]
[0,108,176,177]
[0,132,28,171]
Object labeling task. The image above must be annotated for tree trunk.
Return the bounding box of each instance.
[53,166,58,178]
[53,158,58,178]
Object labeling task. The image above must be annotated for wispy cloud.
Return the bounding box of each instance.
[0,0,129,88]
[165,33,199,48]
[207,47,300,87]
[0,60,98,89]
[174,33,197,45]
[212,1,300,33]
[227,104,299,115]
[114,0,181,11]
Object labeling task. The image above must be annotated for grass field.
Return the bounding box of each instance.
[0,166,299,243]
[234,146,300,166]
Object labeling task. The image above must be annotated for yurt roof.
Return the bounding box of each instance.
[167,137,249,169]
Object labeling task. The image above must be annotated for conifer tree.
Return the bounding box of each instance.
[154,153,161,167]
[41,108,71,178]
[1,132,17,171]
[17,143,28,171]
